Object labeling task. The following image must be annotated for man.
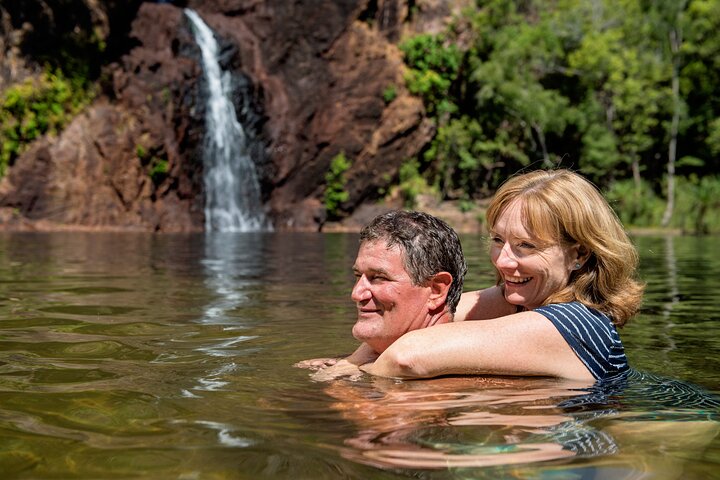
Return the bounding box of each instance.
[297,210,467,380]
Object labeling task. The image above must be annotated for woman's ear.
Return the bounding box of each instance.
[428,272,453,309]
[571,244,590,269]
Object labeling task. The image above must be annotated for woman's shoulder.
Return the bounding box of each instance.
[534,302,614,326]
[534,302,628,379]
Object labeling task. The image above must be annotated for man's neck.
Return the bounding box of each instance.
[425,308,452,328]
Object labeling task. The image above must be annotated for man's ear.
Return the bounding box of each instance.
[428,272,452,310]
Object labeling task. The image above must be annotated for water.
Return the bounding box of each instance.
[0,231,718,479]
[185,9,271,232]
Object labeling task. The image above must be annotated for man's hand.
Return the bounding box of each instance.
[311,358,365,381]
[295,356,362,381]
[295,343,380,381]
[294,357,340,370]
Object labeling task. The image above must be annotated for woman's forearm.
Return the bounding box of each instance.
[453,287,516,322]
[360,330,439,378]
[345,342,379,365]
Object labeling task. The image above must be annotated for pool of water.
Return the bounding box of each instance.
[0,231,718,479]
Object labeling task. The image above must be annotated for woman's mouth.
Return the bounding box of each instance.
[505,276,531,285]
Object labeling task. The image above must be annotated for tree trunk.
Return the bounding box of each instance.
[661,28,682,228]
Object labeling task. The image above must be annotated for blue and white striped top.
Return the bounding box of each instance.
[534,302,629,380]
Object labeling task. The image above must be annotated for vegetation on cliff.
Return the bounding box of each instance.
[396,0,720,234]
[0,70,96,175]
[0,0,128,176]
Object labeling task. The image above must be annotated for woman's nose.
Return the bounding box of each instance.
[495,243,519,269]
[351,275,372,302]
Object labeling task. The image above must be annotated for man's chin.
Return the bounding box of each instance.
[352,324,390,353]
[351,324,373,343]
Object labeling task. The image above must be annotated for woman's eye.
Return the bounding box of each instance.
[491,236,504,244]
[517,242,539,251]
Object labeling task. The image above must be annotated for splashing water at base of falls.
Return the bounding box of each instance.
[185,9,272,232]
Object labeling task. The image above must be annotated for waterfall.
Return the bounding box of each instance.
[185,9,271,232]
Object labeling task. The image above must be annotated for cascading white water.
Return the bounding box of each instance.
[185,9,271,232]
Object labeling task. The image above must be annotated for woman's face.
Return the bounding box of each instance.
[489,200,579,310]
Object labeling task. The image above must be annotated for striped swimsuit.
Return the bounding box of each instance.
[534,302,628,380]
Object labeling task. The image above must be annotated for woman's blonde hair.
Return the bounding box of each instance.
[486,169,644,326]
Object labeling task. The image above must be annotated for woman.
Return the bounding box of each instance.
[361,169,644,381]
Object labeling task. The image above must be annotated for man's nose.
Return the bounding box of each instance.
[351,275,372,302]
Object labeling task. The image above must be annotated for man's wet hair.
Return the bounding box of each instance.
[360,210,467,314]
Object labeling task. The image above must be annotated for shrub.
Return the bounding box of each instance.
[324,152,351,220]
[0,69,95,176]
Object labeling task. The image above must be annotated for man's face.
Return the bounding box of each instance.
[350,240,433,353]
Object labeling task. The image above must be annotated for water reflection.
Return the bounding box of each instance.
[315,371,720,474]
[631,235,720,387]
[187,232,266,394]
[0,232,718,478]
[659,235,679,355]
[324,376,587,469]
[201,232,265,325]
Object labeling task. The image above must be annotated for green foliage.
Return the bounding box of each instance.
[0,69,95,176]
[382,85,397,104]
[388,0,720,231]
[137,143,169,185]
[149,157,169,185]
[604,175,720,234]
[396,159,436,209]
[673,175,720,234]
[400,33,462,117]
[324,152,351,220]
[605,179,665,227]
[707,117,720,155]
[458,199,475,213]
[423,116,528,198]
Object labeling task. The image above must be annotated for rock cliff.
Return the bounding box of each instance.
[0,0,464,231]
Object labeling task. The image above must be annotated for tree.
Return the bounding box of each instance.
[642,1,690,227]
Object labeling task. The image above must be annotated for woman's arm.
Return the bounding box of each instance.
[344,342,379,364]
[453,286,517,322]
[360,311,594,380]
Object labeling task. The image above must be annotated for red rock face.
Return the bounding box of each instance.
[0,0,434,232]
